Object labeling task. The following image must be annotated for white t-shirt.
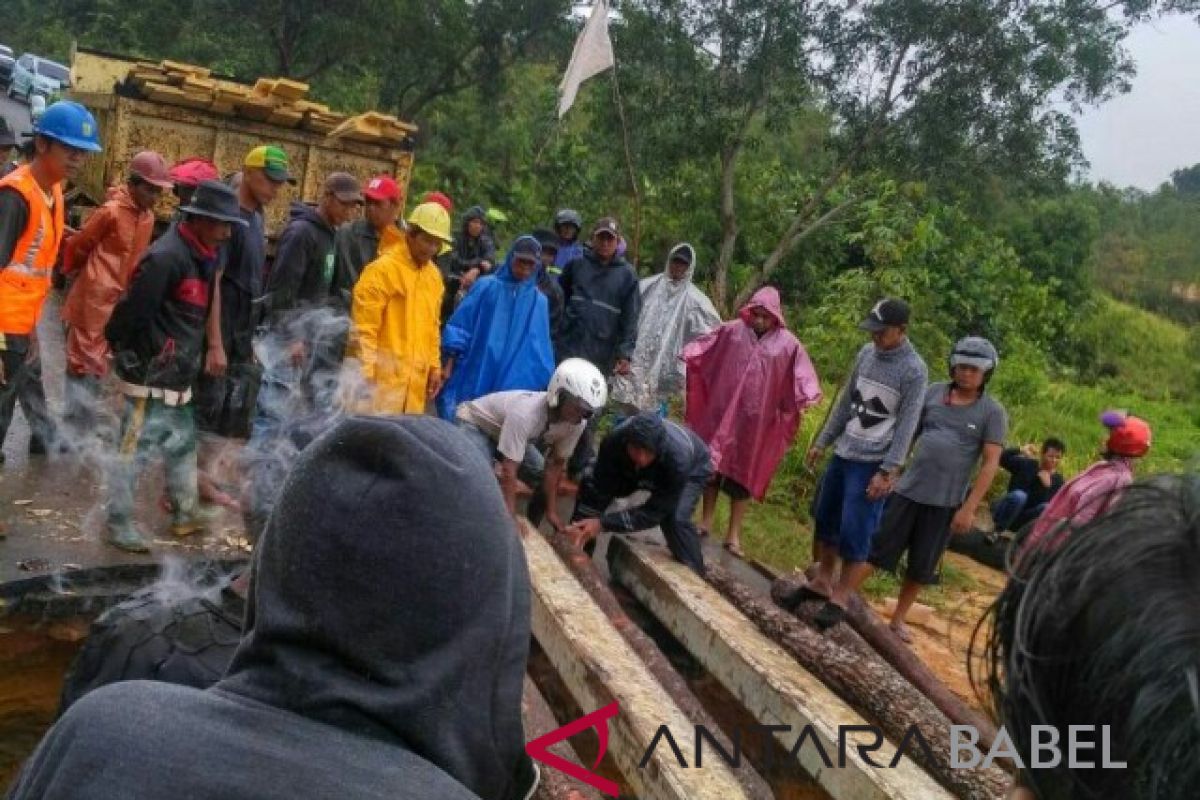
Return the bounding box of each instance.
[456,390,585,463]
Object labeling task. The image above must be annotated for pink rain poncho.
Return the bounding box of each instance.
[683,287,822,500]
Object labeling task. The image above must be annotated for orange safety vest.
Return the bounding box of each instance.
[0,165,65,336]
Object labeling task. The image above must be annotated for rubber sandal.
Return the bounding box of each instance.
[814,601,847,631]
[890,622,914,644]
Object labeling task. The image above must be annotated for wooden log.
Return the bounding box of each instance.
[523,527,755,800]
[534,525,773,799]
[523,676,603,800]
[773,575,999,752]
[705,564,1010,799]
[608,538,953,800]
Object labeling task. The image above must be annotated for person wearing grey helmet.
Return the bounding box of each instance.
[551,208,584,274]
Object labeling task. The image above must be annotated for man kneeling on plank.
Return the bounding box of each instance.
[564,412,711,575]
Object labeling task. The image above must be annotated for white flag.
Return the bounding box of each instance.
[558,0,615,118]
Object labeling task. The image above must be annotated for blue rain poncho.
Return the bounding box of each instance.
[436,235,555,420]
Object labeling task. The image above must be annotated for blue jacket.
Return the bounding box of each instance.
[552,239,584,274]
[436,236,556,420]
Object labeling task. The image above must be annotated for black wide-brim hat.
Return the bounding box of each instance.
[179,179,248,226]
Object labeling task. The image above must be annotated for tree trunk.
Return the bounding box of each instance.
[772,576,1000,752]
[713,140,741,316]
[536,527,774,800]
[705,565,1010,800]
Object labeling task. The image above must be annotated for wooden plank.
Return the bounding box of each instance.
[252,78,278,98]
[535,529,772,799]
[161,59,210,78]
[524,530,753,800]
[182,74,217,93]
[608,538,954,800]
[270,78,309,101]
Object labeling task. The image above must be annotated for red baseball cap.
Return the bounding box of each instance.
[168,157,220,188]
[1101,411,1152,457]
[422,190,453,214]
[130,150,174,189]
[364,174,401,202]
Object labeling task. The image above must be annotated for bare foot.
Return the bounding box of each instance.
[890,621,913,644]
[724,540,744,558]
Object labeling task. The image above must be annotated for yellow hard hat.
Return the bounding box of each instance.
[406,202,453,254]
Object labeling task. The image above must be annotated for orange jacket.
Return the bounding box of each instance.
[0,165,64,337]
[62,185,155,332]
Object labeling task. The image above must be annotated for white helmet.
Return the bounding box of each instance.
[547,358,607,411]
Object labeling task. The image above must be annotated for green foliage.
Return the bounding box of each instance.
[1084,178,1200,325]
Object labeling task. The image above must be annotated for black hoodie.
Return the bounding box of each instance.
[263,203,340,324]
[9,416,536,800]
[576,412,710,533]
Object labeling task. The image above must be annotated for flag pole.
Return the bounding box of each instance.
[609,58,642,266]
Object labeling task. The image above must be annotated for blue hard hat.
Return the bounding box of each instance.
[32,101,102,152]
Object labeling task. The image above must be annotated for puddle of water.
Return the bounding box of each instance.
[0,615,89,790]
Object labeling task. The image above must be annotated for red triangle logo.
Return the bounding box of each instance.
[526,702,621,796]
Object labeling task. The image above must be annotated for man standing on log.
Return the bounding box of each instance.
[801,299,927,625]
[564,412,711,575]
[684,285,821,557]
[836,336,1007,640]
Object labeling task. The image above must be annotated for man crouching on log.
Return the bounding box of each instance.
[563,413,711,575]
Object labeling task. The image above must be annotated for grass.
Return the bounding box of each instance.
[704,498,980,610]
[717,294,1198,610]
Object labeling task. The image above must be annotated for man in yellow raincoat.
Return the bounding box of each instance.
[351,202,450,413]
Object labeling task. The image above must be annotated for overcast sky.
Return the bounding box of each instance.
[1075,14,1200,190]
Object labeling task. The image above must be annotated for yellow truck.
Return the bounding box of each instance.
[67,46,417,237]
